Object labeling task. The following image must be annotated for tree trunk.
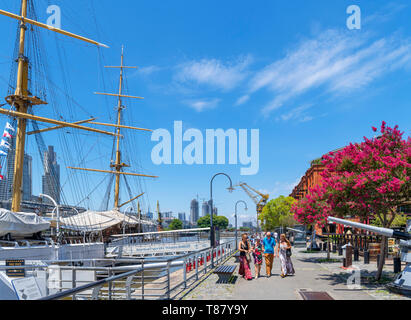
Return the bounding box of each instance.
[375,235,387,280]
[327,225,330,260]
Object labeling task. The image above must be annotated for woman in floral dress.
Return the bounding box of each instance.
[278,234,295,278]
[252,238,263,279]
[238,233,253,280]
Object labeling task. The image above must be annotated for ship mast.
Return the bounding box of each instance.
[0,0,112,212]
[11,0,29,212]
[113,46,126,208]
[69,47,158,210]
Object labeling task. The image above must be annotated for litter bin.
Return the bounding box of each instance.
[342,243,353,268]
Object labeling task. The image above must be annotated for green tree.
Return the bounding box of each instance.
[167,219,183,230]
[197,214,229,229]
[371,213,408,228]
[259,196,296,230]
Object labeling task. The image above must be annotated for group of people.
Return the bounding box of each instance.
[238,231,295,280]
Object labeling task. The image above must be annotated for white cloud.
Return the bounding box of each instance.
[184,98,220,112]
[364,3,408,25]
[175,55,252,91]
[277,104,313,122]
[235,94,250,106]
[245,29,411,116]
[138,65,162,76]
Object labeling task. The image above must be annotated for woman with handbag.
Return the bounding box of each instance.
[278,234,295,278]
[238,233,253,280]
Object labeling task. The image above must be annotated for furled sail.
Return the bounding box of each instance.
[0,209,50,237]
[59,210,155,232]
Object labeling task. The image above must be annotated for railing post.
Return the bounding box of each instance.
[59,267,62,293]
[45,267,49,297]
[125,275,133,300]
[108,268,113,300]
[204,251,207,274]
[195,254,199,281]
[166,261,171,300]
[72,268,76,300]
[91,285,103,300]
[142,260,145,300]
[183,258,187,288]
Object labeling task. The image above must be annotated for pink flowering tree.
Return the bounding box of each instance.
[292,122,410,279]
[291,185,331,227]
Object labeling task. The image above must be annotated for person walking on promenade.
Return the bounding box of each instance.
[238,233,253,280]
[250,234,255,247]
[252,238,263,279]
[262,232,276,277]
[278,234,295,278]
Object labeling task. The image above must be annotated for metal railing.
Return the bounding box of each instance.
[36,239,235,300]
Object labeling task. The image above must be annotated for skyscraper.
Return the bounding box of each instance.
[178,212,186,221]
[202,201,211,217]
[213,207,218,215]
[0,136,32,203]
[42,146,60,204]
[190,198,199,225]
[22,154,32,201]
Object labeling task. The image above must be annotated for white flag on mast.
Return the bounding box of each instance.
[5,122,15,132]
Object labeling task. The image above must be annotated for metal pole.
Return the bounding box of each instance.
[166,261,171,299]
[183,258,187,288]
[234,200,247,249]
[108,268,112,300]
[195,254,199,281]
[209,173,233,268]
[72,268,76,300]
[40,194,59,238]
[141,260,145,300]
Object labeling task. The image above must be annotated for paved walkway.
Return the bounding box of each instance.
[179,247,410,300]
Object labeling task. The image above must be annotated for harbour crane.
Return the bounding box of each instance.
[234,182,269,230]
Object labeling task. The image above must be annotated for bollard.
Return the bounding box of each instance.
[363,250,370,264]
[393,257,401,273]
[353,247,359,261]
[342,243,353,268]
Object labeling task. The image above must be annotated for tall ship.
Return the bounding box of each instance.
[0,0,158,262]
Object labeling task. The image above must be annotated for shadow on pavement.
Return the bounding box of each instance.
[216,275,239,284]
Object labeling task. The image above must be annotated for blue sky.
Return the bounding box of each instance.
[0,0,410,226]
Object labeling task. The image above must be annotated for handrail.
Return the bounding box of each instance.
[38,260,183,300]
[38,239,235,300]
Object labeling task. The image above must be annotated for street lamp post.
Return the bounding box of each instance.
[234,200,248,248]
[123,206,133,235]
[209,173,234,267]
[40,193,60,238]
